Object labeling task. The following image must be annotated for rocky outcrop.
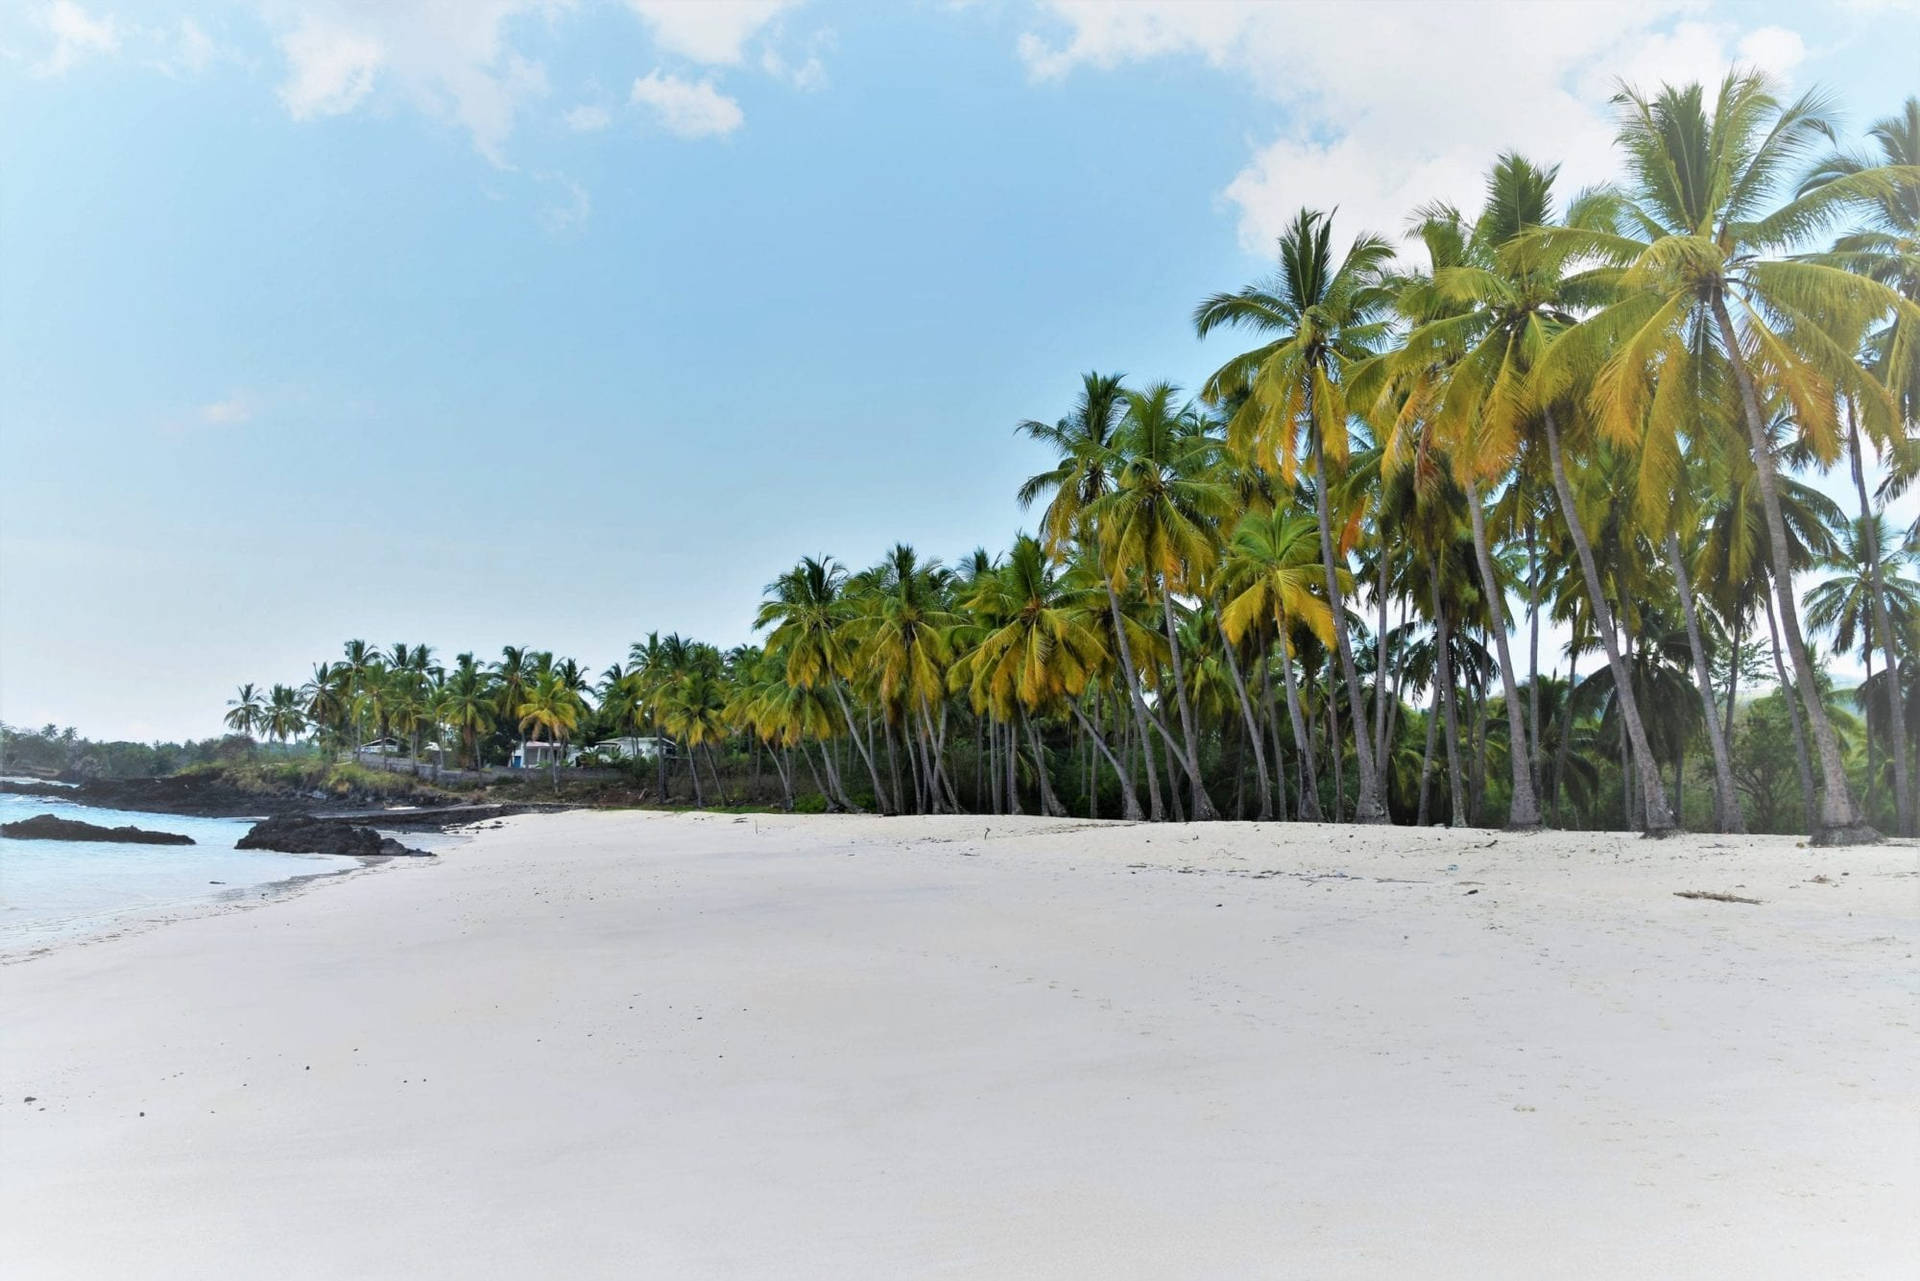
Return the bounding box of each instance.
[236,815,429,858]
[1,814,196,845]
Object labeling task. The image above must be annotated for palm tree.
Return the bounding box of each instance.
[517,672,583,793]
[755,555,892,812]
[1217,508,1336,820]
[1801,98,1920,834]
[442,653,496,771]
[300,663,350,753]
[1537,72,1917,842]
[1018,372,1169,820]
[846,545,956,813]
[1195,207,1397,823]
[224,683,265,748]
[952,534,1118,818]
[1363,156,1581,828]
[1085,383,1232,819]
[262,684,306,747]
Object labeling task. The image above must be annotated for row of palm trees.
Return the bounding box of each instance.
[227,73,1917,839]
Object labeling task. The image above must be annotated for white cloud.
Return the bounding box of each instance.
[539,174,592,232]
[266,2,558,166]
[630,69,743,138]
[624,0,798,65]
[1013,1,1822,256]
[277,16,383,118]
[564,103,610,131]
[169,17,218,76]
[200,392,255,426]
[34,0,117,77]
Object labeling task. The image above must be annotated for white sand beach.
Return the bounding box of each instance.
[3,812,1916,1279]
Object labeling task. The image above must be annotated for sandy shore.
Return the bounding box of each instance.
[3,812,1916,1278]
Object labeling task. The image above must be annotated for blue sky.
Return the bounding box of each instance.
[3,0,1916,741]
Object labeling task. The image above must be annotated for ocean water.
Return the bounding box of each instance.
[0,790,361,952]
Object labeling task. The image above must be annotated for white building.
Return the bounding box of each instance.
[509,741,580,770]
[590,736,674,761]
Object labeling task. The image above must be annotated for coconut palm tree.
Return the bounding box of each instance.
[442,653,497,771]
[1085,383,1232,819]
[952,534,1119,818]
[1018,372,1170,820]
[262,684,306,747]
[1536,72,1918,842]
[1195,207,1397,823]
[517,672,583,793]
[756,555,892,812]
[1217,507,1336,820]
[224,683,265,747]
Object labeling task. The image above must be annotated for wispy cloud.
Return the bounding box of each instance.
[199,392,255,427]
[34,0,117,77]
[564,103,611,132]
[630,70,744,139]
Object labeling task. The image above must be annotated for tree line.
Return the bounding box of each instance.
[224,74,1918,841]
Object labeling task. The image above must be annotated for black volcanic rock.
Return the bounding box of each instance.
[236,815,428,858]
[1,814,195,845]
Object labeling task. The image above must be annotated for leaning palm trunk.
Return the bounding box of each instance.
[1309,433,1387,822]
[1464,477,1542,828]
[1848,410,1914,836]
[1666,531,1744,833]
[1069,701,1142,820]
[1020,709,1066,817]
[1276,626,1323,821]
[831,682,892,813]
[1541,410,1675,834]
[1103,579,1165,820]
[1213,599,1273,820]
[1158,586,1219,819]
[1712,294,1873,842]
[1764,589,1819,833]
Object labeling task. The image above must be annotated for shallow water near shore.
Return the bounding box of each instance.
[0,793,360,953]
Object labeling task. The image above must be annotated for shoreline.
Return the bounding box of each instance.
[5,811,1916,1278]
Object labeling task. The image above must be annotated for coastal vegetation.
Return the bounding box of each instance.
[217,75,1917,840]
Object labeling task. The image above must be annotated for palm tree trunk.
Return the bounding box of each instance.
[1326,662,1344,821]
[1723,614,1742,752]
[1260,656,1291,821]
[1309,431,1387,822]
[1438,610,1467,828]
[1372,547,1392,765]
[1464,477,1542,827]
[1667,531,1744,833]
[1021,710,1066,817]
[1848,407,1914,836]
[1104,579,1165,820]
[1764,588,1819,833]
[798,741,833,810]
[1160,730,1186,822]
[1158,586,1220,819]
[1069,702,1141,819]
[1527,512,1544,798]
[1214,602,1272,820]
[1277,628,1322,821]
[1713,293,1872,841]
[831,683,892,813]
[1418,662,1440,827]
[1542,408,1675,834]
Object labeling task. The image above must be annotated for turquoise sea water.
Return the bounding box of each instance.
[0,789,360,952]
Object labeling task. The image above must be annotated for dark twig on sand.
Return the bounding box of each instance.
[1674,890,1763,905]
